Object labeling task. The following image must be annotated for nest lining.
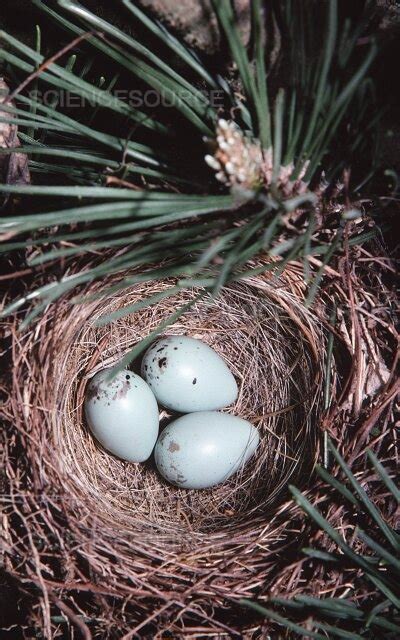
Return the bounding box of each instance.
[3,266,330,634]
[2,240,398,638]
[55,275,323,539]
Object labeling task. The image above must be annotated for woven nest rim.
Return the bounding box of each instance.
[3,262,335,636]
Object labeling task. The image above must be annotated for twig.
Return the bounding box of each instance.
[5,31,101,104]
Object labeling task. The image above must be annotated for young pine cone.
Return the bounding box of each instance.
[205,119,309,197]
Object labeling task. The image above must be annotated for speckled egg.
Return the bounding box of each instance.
[84,368,159,462]
[154,411,259,489]
[141,336,238,412]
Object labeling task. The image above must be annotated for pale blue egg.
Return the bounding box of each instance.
[84,368,159,462]
[154,411,259,489]
[141,336,238,412]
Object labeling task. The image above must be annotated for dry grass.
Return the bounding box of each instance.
[62,277,324,538]
[1,246,398,638]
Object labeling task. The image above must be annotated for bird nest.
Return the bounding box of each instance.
[2,263,332,638]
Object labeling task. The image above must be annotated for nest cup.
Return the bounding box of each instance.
[4,267,329,634]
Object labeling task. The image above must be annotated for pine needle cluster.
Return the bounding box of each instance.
[242,441,400,639]
[0,0,380,365]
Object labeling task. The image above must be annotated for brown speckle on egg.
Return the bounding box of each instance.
[86,382,100,401]
[112,379,131,401]
[168,441,180,453]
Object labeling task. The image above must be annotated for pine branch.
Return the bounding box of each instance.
[0,0,381,346]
